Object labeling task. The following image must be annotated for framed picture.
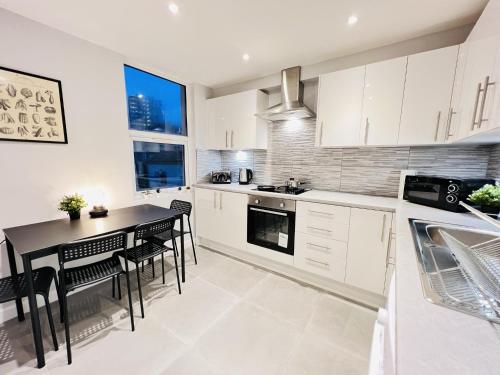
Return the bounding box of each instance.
[0,66,67,144]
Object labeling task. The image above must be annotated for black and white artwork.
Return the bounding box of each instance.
[0,66,67,144]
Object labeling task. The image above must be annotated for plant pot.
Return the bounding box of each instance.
[68,210,81,220]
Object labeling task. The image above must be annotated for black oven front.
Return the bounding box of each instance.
[247,195,295,255]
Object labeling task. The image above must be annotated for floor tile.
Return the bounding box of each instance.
[159,347,220,375]
[245,273,319,329]
[200,256,267,297]
[196,302,301,375]
[306,294,376,359]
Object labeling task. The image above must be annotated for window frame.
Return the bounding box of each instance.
[124,63,191,195]
[124,64,188,137]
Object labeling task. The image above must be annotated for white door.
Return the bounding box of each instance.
[399,45,459,145]
[218,191,247,249]
[194,188,218,241]
[345,208,392,295]
[207,96,230,149]
[361,57,407,145]
[229,90,257,150]
[317,66,365,147]
[459,36,500,137]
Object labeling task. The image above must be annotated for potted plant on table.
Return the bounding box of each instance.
[467,183,500,216]
[58,193,87,220]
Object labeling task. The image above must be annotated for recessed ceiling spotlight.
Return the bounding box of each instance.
[347,15,358,25]
[168,3,179,14]
[242,53,250,61]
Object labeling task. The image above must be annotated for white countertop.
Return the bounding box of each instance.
[193,183,398,212]
[194,183,500,373]
[395,201,500,375]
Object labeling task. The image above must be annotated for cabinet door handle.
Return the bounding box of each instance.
[381,214,386,243]
[305,258,330,268]
[306,242,330,252]
[364,118,369,145]
[307,226,332,233]
[231,130,234,148]
[219,192,222,210]
[433,111,441,142]
[444,107,456,141]
[308,209,333,217]
[213,192,217,209]
[319,121,324,146]
[471,82,482,130]
[225,131,228,148]
[478,75,495,127]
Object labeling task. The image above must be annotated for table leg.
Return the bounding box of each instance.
[22,255,45,368]
[6,238,25,321]
[180,216,185,283]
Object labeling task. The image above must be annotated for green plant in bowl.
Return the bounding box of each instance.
[58,193,87,220]
[468,183,500,214]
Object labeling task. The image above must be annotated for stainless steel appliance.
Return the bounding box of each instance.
[253,184,307,195]
[403,175,494,212]
[211,171,231,184]
[247,195,296,255]
[238,168,253,185]
[410,219,500,322]
[255,66,315,121]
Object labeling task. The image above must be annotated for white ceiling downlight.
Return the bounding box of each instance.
[347,15,358,25]
[168,3,179,15]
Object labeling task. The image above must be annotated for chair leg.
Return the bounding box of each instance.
[189,232,197,265]
[43,294,59,351]
[142,261,144,273]
[53,275,64,324]
[151,257,155,279]
[172,246,182,295]
[62,292,72,364]
[124,270,135,331]
[161,252,165,285]
[112,276,116,299]
[135,264,145,318]
[117,274,122,300]
[174,238,179,257]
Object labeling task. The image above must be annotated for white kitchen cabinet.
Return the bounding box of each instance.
[398,45,459,145]
[206,89,269,150]
[345,208,392,295]
[295,201,351,242]
[194,188,247,249]
[445,44,466,143]
[361,57,407,145]
[316,66,365,147]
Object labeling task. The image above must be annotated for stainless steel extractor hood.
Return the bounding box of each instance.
[256,66,316,121]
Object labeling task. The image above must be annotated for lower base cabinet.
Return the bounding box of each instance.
[194,188,247,250]
[345,208,393,295]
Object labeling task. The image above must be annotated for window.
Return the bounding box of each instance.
[133,141,185,191]
[124,65,187,136]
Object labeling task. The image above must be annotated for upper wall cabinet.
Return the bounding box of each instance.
[360,57,407,146]
[316,66,365,147]
[204,89,269,150]
[398,45,459,145]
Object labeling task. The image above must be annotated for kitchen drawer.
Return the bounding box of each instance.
[296,201,350,242]
[294,232,347,282]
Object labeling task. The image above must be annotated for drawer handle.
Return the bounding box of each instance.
[308,210,333,217]
[306,242,330,252]
[305,258,330,268]
[307,226,332,233]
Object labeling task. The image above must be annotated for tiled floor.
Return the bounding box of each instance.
[0,247,376,374]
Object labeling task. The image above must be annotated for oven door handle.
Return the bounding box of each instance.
[249,207,288,217]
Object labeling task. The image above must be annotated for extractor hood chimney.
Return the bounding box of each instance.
[256,66,316,121]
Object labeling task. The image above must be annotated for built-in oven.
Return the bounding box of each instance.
[247,195,295,255]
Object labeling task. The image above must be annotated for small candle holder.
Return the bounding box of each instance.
[89,205,108,218]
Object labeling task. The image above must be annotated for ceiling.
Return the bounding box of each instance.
[0,0,488,88]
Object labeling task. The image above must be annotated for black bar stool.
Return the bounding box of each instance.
[0,267,59,352]
[58,231,134,365]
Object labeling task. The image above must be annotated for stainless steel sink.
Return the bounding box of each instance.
[410,219,500,322]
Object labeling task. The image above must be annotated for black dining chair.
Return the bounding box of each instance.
[0,267,59,352]
[149,200,197,265]
[116,217,181,320]
[58,231,134,365]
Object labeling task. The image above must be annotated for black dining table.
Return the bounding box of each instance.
[2,203,186,369]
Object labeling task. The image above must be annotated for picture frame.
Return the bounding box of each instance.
[0,66,68,144]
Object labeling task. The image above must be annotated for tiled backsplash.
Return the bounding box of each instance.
[197,120,499,197]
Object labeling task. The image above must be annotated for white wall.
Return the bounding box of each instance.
[0,9,194,322]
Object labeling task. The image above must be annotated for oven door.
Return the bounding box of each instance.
[247,205,295,255]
